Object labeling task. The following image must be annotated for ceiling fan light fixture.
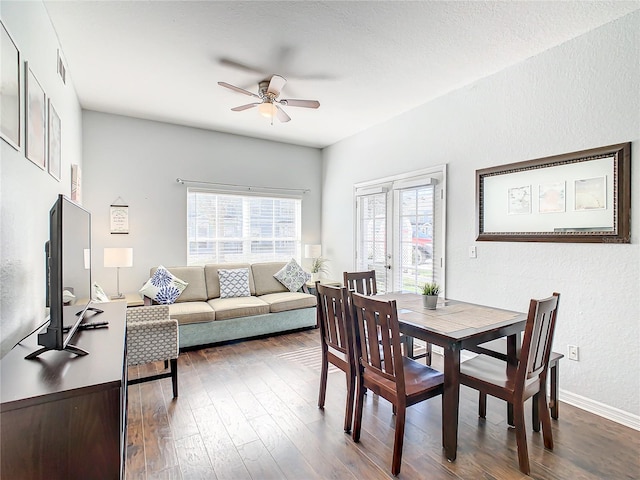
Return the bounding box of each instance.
[258,101,278,119]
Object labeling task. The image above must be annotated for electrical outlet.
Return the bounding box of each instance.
[469,246,477,258]
[568,345,579,361]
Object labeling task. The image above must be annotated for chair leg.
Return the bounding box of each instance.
[344,370,355,433]
[507,402,514,426]
[318,349,328,409]
[513,401,530,475]
[479,391,487,418]
[170,358,178,398]
[164,359,169,369]
[538,386,554,450]
[391,404,406,476]
[352,378,366,442]
[425,342,432,366]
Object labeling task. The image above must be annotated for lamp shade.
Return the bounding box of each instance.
[104,247,133,268]
[304,244,322,258]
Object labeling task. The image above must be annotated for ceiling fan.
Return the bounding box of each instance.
[218,74,320,123]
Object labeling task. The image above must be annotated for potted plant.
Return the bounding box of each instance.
[421,282,440,310]
[310,256,329,282]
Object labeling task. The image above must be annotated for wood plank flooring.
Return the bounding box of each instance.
[126,329,640,479]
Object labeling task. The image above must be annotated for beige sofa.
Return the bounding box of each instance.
[143,262,317,349]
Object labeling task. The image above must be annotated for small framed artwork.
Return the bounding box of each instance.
[71,164,82,202]
[25,62,47,169]
[476,143,631,243]
[574,177,606,211]
[507,185,531,215]
[0,21,20,150]
[538,182,565,214]
[48,100,61,181]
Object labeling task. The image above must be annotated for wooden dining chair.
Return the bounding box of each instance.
[315,283,356,433]
[459,293,560,475]
[343,270,432,364]
[349,291,444,476]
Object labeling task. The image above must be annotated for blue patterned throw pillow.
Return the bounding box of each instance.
[219,268,251,298]
[139,266,188,304]
[274,258,311,292]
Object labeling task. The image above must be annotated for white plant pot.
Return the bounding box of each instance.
[423,295,438,310]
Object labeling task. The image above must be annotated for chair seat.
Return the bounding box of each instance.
[460,354,535,394]
[364,356,443,401]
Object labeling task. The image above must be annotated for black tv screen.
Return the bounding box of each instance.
[27,195,93,358]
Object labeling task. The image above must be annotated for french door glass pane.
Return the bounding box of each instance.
[397,185,434,293]
[357,193,387,292]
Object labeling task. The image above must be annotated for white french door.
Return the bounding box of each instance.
[355,167,446,294]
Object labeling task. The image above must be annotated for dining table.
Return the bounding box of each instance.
[375,293,527,462]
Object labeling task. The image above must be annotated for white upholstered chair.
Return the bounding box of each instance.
[126,305,179,397]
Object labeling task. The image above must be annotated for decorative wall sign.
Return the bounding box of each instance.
[110,202,129,234]
[48,100,61,181]
[476,143,631,243]
[1,21,20,150]
[25,62,46,169]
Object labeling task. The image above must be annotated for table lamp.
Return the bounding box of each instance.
[104,247,133,299]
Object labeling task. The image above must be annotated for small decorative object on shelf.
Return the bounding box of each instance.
[421,282,440,310]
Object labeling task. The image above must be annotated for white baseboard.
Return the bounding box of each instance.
[559,389,640,431]
[430,346,639,431]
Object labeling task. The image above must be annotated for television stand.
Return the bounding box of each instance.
[24,343,89,360]
[1,302,127,479]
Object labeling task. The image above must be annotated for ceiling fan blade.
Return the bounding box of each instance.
[267,75,287,96]
[218,57,267,76]
[231,103,260,112]
[275,105,291,123]
[280,99,320,109]
[218,82,260,98]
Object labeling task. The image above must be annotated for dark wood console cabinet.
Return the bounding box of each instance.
[1,302,127,479]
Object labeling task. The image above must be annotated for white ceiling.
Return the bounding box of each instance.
[43,1,640,149]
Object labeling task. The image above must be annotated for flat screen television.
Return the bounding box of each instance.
[26,194,101,359]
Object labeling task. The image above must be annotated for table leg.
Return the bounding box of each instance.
[442,344,461,461]
[506,333,520,427]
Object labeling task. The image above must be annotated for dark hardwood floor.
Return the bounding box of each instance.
[126,329,640,479]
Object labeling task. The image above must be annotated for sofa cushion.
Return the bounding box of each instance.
[205,263,254,299]
[218,268,251,298]
[208,296,270,321]
[273,259,311,292]
[149,266,207,303]
[251,262,289,296]
[140,266,188,304]
[258,292,317,313]
[166,301,215,325]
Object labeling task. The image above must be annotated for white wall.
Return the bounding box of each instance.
[322,12,640,422]
[0,2,83,356]
[82,111,322,296]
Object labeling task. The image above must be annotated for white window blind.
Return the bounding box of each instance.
[187,189,302,265]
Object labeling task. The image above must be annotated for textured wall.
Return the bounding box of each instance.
[322,12,639,417]
[0,2,83,357]
[81,112,322,296]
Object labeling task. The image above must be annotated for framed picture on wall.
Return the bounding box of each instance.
[476,143,631,243]
[25,62,47,170]
[71,164,82,202]
[48,100,61,181]
[0,21,21,150]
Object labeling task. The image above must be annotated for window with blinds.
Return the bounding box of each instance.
[187,189,302,265]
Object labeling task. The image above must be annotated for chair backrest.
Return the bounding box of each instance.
[349,291,406,398]
[316,283,354,360]
[343,270,377,296]
[518,293,560,387]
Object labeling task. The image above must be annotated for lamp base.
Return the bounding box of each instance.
[110,293,125,300]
